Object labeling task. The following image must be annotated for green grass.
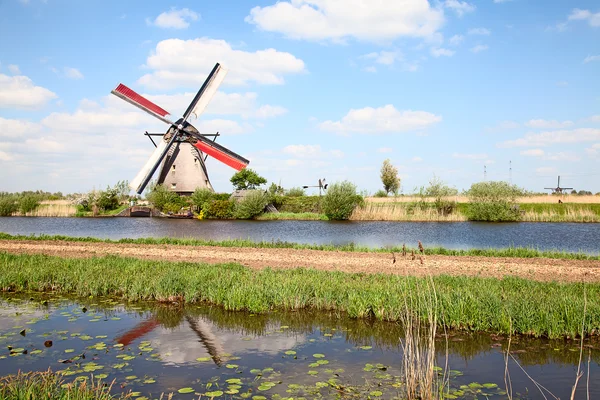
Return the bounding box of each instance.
[1,252,599,338]
[0,232,597,260]
[0,369,129,399]
[256,212,328,220]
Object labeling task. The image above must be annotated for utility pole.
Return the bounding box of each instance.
[509,160,512,184]
[484,165,487,181]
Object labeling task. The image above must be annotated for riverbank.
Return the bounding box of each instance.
[1,249,598,338]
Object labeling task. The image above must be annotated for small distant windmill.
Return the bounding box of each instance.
[303,178,328,196]
[544,176,573,194]
[111,63,249,195]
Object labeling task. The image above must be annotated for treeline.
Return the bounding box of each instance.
[0,191,64,216]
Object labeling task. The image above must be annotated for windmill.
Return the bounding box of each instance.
[544,175,573,194]
[111,63,249,195]
[303,178,328,196]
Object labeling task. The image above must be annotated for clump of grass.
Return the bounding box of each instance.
[0,369,129,399]
[1,252,599,338]
[0,232,597,260]
[351,203,467,222]
[256,212,328,221]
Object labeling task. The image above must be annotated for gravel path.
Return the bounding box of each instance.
[1,239,599,283]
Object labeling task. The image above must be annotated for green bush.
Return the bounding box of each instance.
[373,190,388,198]
[18,195,40,214]
[96,187,120,211]
[204,199,235,219]
[234,191,268,219]
[191,188,214,210]
[465,181,527,222]
[279,196,322,213]
[286,187,305,197]
[147,184,180,212]
[230,168,267,190]
[322,181,364,220]
[212,193,232,201]
[163,202,184,214]
[0,196,18,216]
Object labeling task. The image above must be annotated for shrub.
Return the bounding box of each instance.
[373,190,388,198]
[322,181,364,220]
[146,184,180,212]
[279,196,321,213]
[286,187,305,197]
[203,199,235,219]
[96,187,120,211]
[465,181,527,222]
[234,191,268,219]
[424,176,458,215]
[191,188,214,210]
[163,202,184,214]
[0,196,18,216]
[18,195,40,214]
[230,168,267,190]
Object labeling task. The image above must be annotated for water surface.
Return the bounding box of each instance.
[1,217,599,254]
[1,294,599,399]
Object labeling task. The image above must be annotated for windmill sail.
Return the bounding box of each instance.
[111,84,172,124]
[183,63,228,121]
[191,134,249,171]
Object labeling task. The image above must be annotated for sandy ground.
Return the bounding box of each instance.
[0,239,599,283]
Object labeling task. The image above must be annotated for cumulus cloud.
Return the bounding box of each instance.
[361,51,402,66]
[484,120,520,133]
[430,47,455,57]
[137,38,306,89]
[0,117,42,139]
[245,0,445,42]
[520,149,544,157]
[319,105,441,135]
[444,0,475,17]
[498,128,600,147]
[536,167,556,175]
[567,8,600,28]
[64,67,84,80]
[470,44,489,53]
[585,143,600,157]
[148,8,199,29]
[584,55,600,63]
[525,119,573,129]
[283,144,343,159]
[0,73,57,109]
[8,64,20,74]
[468,27,491,35]
[449,34,464,46]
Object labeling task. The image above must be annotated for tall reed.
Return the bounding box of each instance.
[351,203,466,221]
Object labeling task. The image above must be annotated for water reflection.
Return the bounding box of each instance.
[0,294,599,399]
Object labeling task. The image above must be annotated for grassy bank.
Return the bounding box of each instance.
[1,252,598,338]
[1,232,598,260]
[0,369,128,399]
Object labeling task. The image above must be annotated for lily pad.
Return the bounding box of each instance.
[177,387,194,394]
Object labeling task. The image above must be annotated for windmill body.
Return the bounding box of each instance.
[111,63,249,195]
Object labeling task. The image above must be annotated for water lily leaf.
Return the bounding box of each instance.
[126,375,137,380]
[250,369,262,375]
[317,360,329,365]
[370,391,383,397]
[64,349,75,353]
[360,346,372,350]
[95,374,108,379]
[308,370,318,375]
[284,350,296,355]
[196,357,211,362]
[309,362,319,368]
[30,350,42,355]
[313,353,325,358]
[483,383,498,389]
[143,378,156,384]
[205,390,223,397]
[226,378,242,384]
[177,387,194,394]
[225,364,239,369]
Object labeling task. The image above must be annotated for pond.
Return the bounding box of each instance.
[1,294,598,399]
[1,217,599,254]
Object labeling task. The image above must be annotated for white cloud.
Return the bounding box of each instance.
[0,150,12,161]
[195,119,251,135]
[361,51,402,66]
[525,119,573,129]
[364,66,377,73]
[245,0,445,42]
[584,55,600,63]
[493,0,513,3]
[588,115,600,123]
[499,128,600,147]
[144,91,287,119]
[449,34,464,46]
[64,67,83,80]
[485,120,520,133]
[0,117,42,140]
[283,144,343,159]
[468,27,491,35]
[567,8,600,28]
[138,38,306,89]
[378,147,393,153]
[148,8,199,29]
[319,105,442,135]
[8,64,20,74]
[545,152,581,162]
[585,143,600,157]
[520,149,544,157]
[444,0,475,17]
[430,47,455,57]
[452,152,488,160]
[411,156,423,162]
[470,44,489,53]
[0,73,57,109]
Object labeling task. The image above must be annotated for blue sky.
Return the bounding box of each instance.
[0,0,599,195]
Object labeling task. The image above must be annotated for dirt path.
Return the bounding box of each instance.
[1,239,599,283]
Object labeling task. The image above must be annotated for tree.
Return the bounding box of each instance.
[380,159,400,195]
[322,181,364,220]
[424,175,458,215]
[230,168,267,190]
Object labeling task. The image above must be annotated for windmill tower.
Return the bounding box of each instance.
[111,63,249,195]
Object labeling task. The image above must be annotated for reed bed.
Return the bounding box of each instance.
[1,251,599,338]
[256,211,328,221]
[1,232,597,260]
[522,209,600,223]
[367,195,600,204]
[0,369,129,399]
[351,203,467,222]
